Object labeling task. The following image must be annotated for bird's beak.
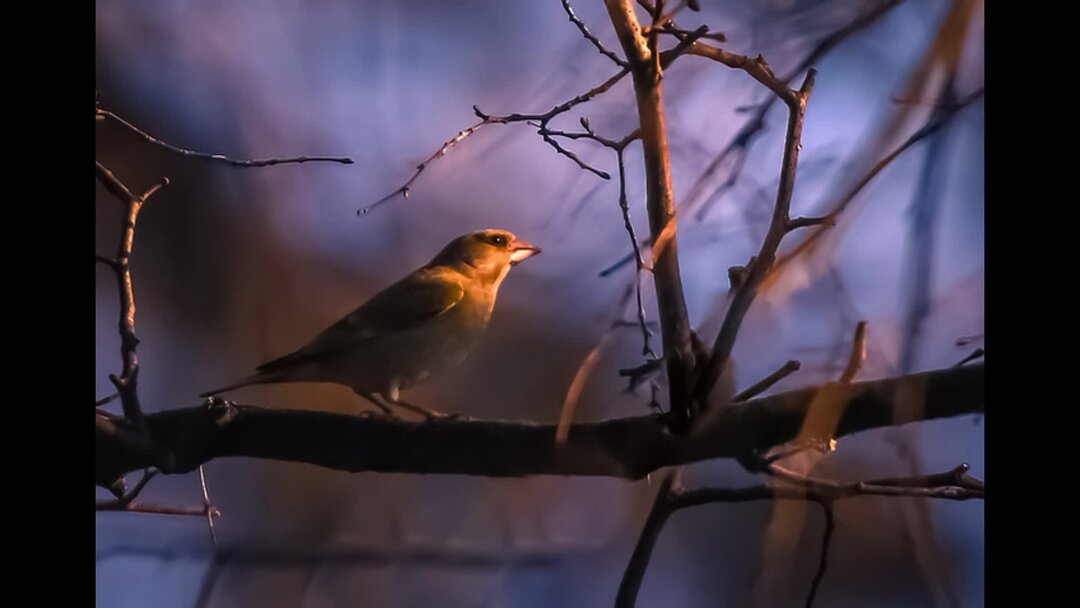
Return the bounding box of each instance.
[509,240,542,266]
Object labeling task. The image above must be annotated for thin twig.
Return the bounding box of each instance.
[561,0,629,68]
[96,393,120,407]
[97,108,354,167]
[765,87,984,285]
[359,120,492,214]
[694,70,817,407]
[95,468,160,509]
[616,463,983,607]
[733,360,801,402]
[97,502,222,517]
[96,163,170,431]
[198,465,219,547]
[805,499,835,608]
[361,69,630,214]
[953,348,984,368]
[682,0,904,221]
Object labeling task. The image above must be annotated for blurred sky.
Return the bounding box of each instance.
[96,1,983,606]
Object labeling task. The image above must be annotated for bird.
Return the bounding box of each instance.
[199,228,541,418]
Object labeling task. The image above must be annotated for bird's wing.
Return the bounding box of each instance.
[255,268,465,373]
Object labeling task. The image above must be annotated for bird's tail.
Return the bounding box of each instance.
[198,373,272,399]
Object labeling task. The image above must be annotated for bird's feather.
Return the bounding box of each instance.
[255,267,465,373]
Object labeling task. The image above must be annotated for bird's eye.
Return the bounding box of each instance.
[489,235,507,246]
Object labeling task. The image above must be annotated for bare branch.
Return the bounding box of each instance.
[954,348,984,368]
[561,0,629,68]
[683,0,904,220]
[694,70,817,406]
[97,108,354,167]
[787,215,836,231]
[198,465,219,547]
[362,69,631,213]
[805,500,835,608]
[733,359,801,402]
[767,87,984,282]
[96,364,984,482]
[95,468,159,510]
[97,502,222,517]
[96,163,171,431]
[615,462,982,607]
[605,0,697,429]
[359,120,492,215]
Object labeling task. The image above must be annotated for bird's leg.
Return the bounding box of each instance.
[354,390,396,418]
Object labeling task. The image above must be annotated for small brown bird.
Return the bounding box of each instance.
[200,229,541,417]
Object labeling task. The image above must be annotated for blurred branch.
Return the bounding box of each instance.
[839,321,868,383]
[97,108,354,167]
[693,70,817,407]
[684,0,903,221]
[766,86,983,283]
[615,462,982,607]
[954,348,984,368]
[96,364,983,483]
[97,502,221,517]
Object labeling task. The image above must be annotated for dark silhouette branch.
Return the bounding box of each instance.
[97,108,354,167]
[95,364,983,483]
[767,87,984,283]
[362,68,632,213]
[615,462,981,607]
[694,70,817,406]
[954,348,984,368]
[733,359,801,402]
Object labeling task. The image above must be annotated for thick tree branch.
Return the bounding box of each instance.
[96,364,982,483]
[605,0,696,429]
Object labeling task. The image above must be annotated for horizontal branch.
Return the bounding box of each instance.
[97,364,983,483]
[97,108,354,167]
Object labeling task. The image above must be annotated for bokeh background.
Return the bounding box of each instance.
[95,0,984,606]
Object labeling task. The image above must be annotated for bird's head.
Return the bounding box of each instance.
[430,229,541,285]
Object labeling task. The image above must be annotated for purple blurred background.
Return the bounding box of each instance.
[96,0,983,606]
